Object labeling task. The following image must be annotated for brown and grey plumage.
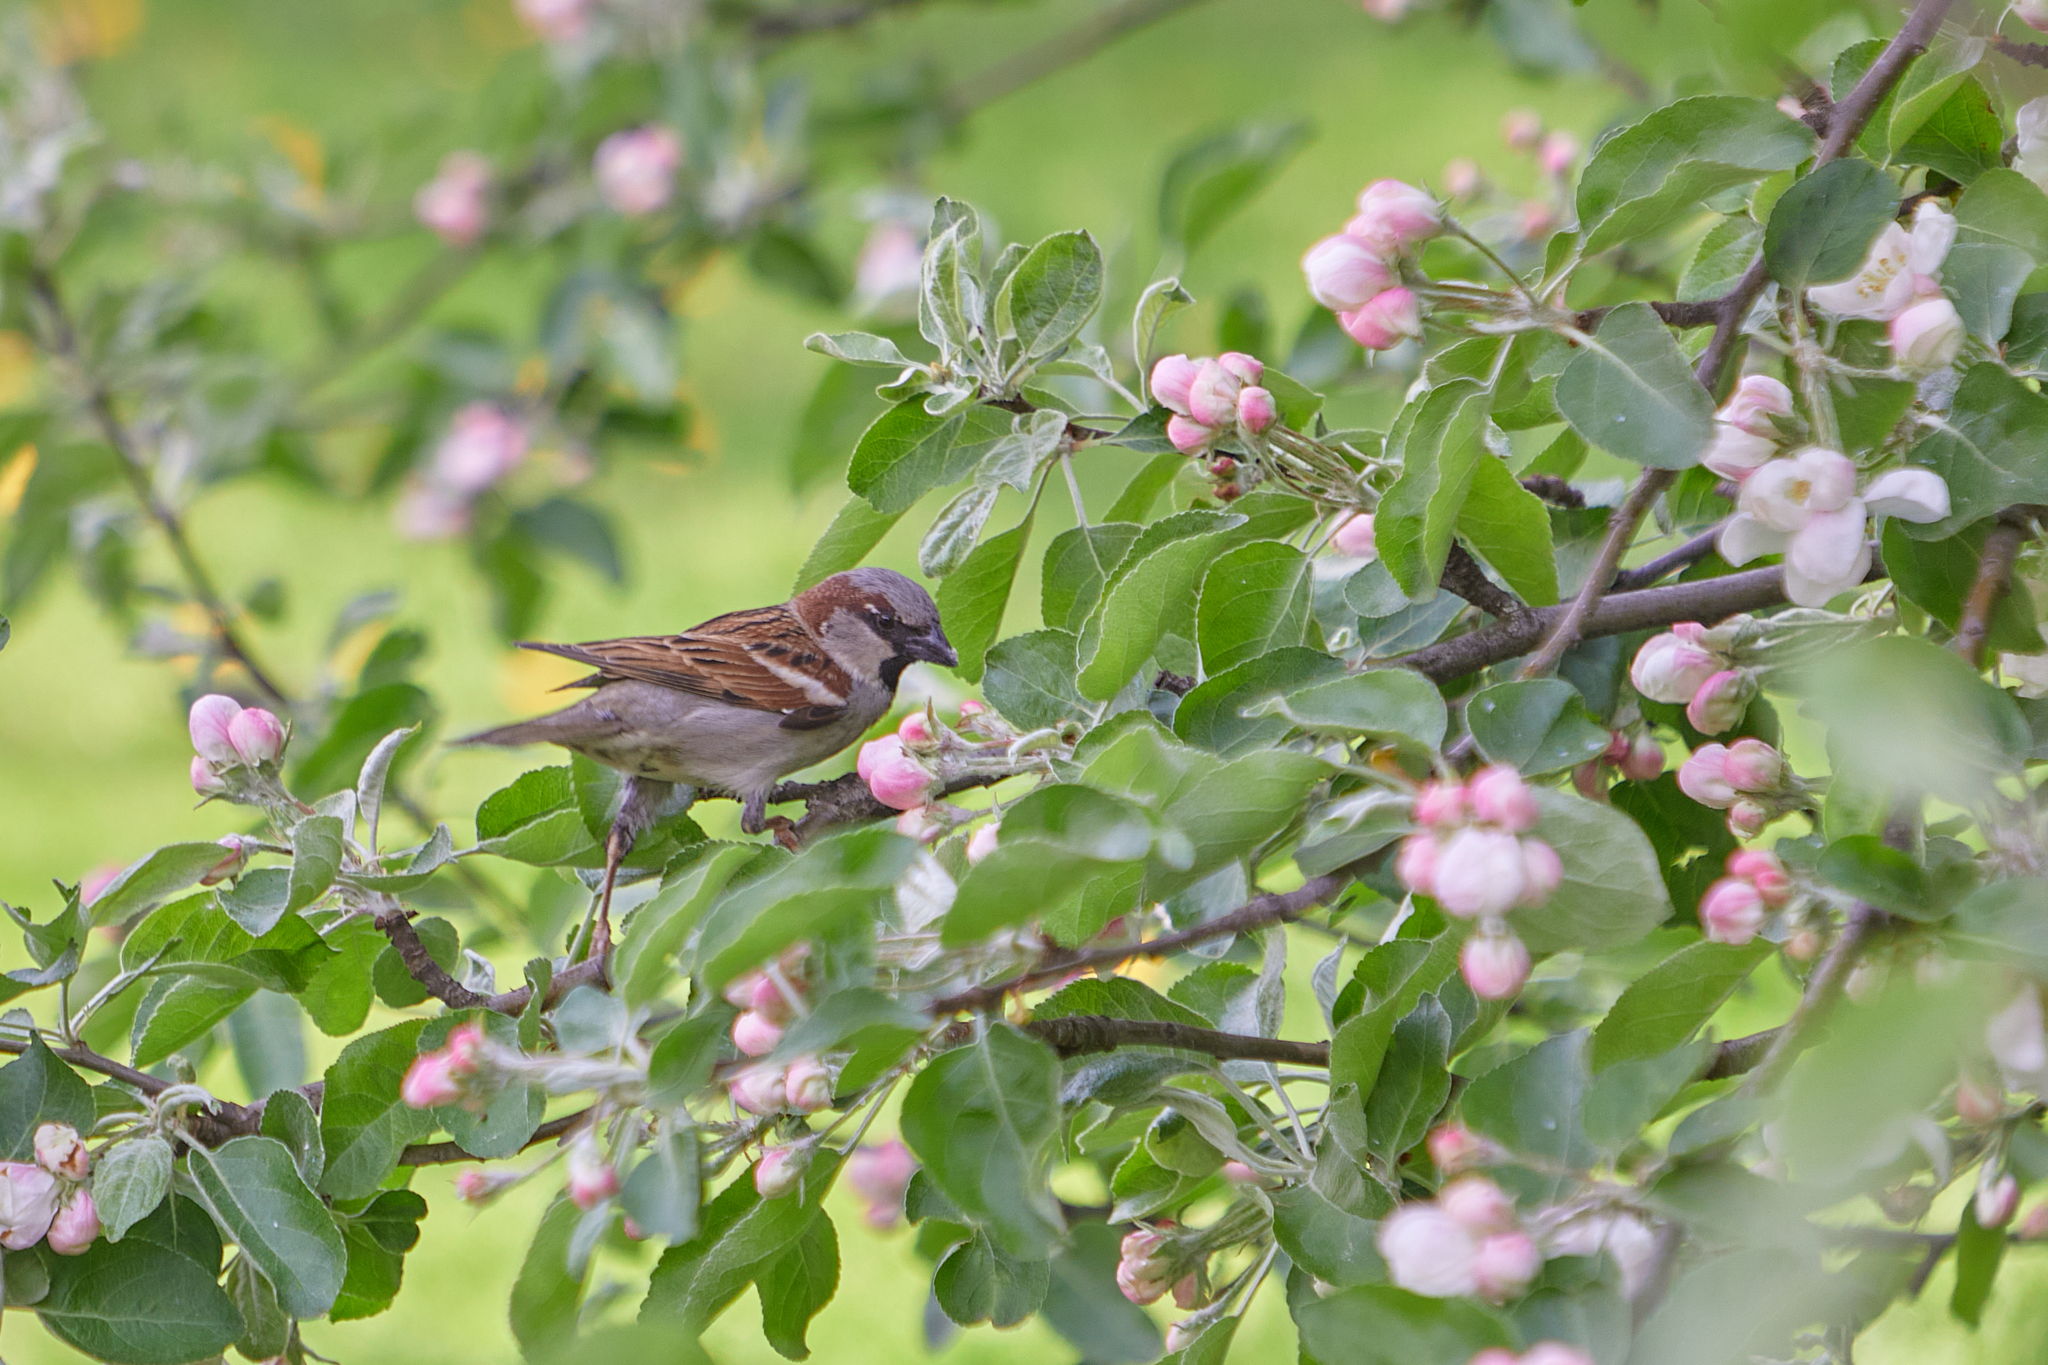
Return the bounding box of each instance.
[460,567,955,937]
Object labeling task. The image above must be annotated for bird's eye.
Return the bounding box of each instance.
[871,609,898,630]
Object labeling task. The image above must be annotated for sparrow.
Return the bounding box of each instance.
[459,567,956,936]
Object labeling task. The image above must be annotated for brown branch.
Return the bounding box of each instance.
[1738,903,1885,1094]
[1700,1026,1779,1081]
[483,956,610,1016]
[1611,523,1727,593]
[27,264,292,706]
[374,906,491,1011]
[1024,1015,1330,1066]
[398,1109,589,1166]
[1441,543,1526,619]
[1571,299,1724,332]
[1994,35,2048,69]
[931,872,1350,1016]
[0,1035,169,1097]
[1516,0,1953,682]
[1953,515,2028,667]
[985,395,1110,444]
[766,770,1011,842]
[1519,475,1585,509]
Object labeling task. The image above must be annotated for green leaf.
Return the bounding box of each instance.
[131,973,255,1068]
[690,828,909,990]
[1042,522,1143,631]
[1363,997,1454,1166]
[1817,835,1937,919]
[934,1231,1048,1327]
[426,1012,542,1159]
[1763,158,1898,292]
[331,1189,427,1323]
[1251,669,1449,750]
[918,205,983,361]
[1174,647,1348,756]
[1884,519,2040,655]
[286,813,343,915]
[85,844,242,926]
[510,1199,590,1359]
[1464,1031,1596,1184]
[1456,454,1558,606]
[0,1036,93,1162]
[1955,168,2048,262]
[756,1213,839,1359]
[1896,77,2006,183]
[847,401,1013,514]
[1905,363,2048,535]
[1944,242,2032,344]
[1158,121,1309,252]
[354,724,419,852]
[995,230,1103,362]
[1555,302,1715,469]
[1953,1200,2007,1327]
[1591,939,1771,1071]
[290,683,436,802]
[641,1156,837,1331]
[1799,634,2026,803]
[918,484,999,578]
[937,516,1033,682]
[802,331,916,368]
[1516,789,1674,954]
[1466,678,1612,774]
[1681,216,1764,301]
[1076,511,1247,700]
[1576,95,1813,251]
[475,767,596,867]
[983,629,1087,731]
[1134,277,1195,383]
[317,1021,435,1200]
[1196,541,1313,675]
[35,1239,241,1364]
[1377,378,1491,599]
[615,844,758,1008]
[900,1026,1063,1257]
[1293,1285,1511,1364]
[1040,1223,1164,1363]
[793,496,905,593]
[260,1086,325,1186]
[185,1136,346,1318]
[91,1135,173,1243]
[622,1123,700,1245]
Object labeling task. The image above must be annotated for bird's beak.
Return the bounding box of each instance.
[909,627,958,668]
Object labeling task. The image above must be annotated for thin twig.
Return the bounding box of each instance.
[1611,523,1728,592]
[1953,515,2028,667]
[1025,1015,1330,1066]
[398,1109,589,1166]
[1738,904,1885,1094]
[374,906,491,1011]
[1441,543,1526,619]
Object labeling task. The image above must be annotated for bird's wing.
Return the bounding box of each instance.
[519,604,854,717]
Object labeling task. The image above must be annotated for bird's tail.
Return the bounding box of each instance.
[452,718,565,748]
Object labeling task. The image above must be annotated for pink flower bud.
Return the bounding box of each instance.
[1726,799,1771,840]
[45,1189,98,1256]
[78,866,120,908]
[1216,352,1263,385]
[1471,1352,1522,1365]
[1116,1228,1175,1304]
[1502,109,1543,151]
[2019,0,2048,31]
[1338,287,1422,350]
[1685,669,1756,736]
[1166,413,1215,455]
[199,835,252,887]
[1537,131,1579,177]
[188,694,243,766]
[846,1140,917,1211]
[1521,1347,1598,1365]
[1460,932,1532,1000]
[566,1142,620,1210]
[897,711,933,744]
[965,822,1000,865]
[1222,1160,1260,1185]
[190,755,227,797]
[1432,828,1528,918]
[399,1051,464,1109]
[1236,385,1277,434]
[1977,1172,2020,1229]
[722,971,765,1011]
[1956,1074,2004,1125]
[895,807,940,842]
[1629,629,1721,704]
[747,972,795,1023]
[225,708,285,766]
[1472,1229,1541,1300]
[755,1147,804,1199]
[1518,838,1562,907]
[1888,294,1965,372]
[1171,1273,1204,1310]
[516,0,593,42]
[1301,233,1396,312]
[1721,375,1795,438]
[1466,765,1537,832]
[1349,180,1442,255]
[455,1169,512,1203]
[957,699,986,720]
[1726,848,1790,906]
[413,151,491,247]
[0,1163,58,1251]
[784,1057,834,1113]
[1186,360,1244,428]
[1376,1204,1479,1297]
[1703,424,1778,482]
[1395,831,1440,898]
[729,1064,788,1116]
[1699,876,1766,945]
[594,126,683,217]
[1723,738,1784,792]
[32,1124,88,1181]
[1150,354,1200,413]
[1518,201,1559,241]
[1677,744,1736,808]
[1330,510,1377,558]
[856,734,903,783]
[732,1010,784,1058]
[865,750,937,811]
[1426,1123,1488,1174]
[1439,1176,1516,1234]
[1785,928,1823,961]
[431,403,528,494]
[1413,779,1466,829]
[1621,735,1665,783]
[1443,157,1482,198]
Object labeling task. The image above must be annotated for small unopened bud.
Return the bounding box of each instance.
[897,711,934,744]
[1677,745,1737,808]
[1116,1228,1175,1304]
[965,822,1000,865]
[2018,0,2048,31]
[1521,1347,1598,1365]
[1433,828,1528,919]
[895,806,940,842]
[1377,1204,1479,1298]
[1620,734,1665,783]
[1460,931,1532,1000]
[414,151,491,247]
[1685,669,1756,736]
[1443,157,1482,198]
[1236,385,1277,434]
[1630,629,1720,705]
[188,694,243,766]
[864,747,937,811]
[399,1051,464,1109]
[594,126,683,217]
[1413,779,1466,829]
[1438,1176,1515,1234]
[784,1057,834,1113]
[1426,1122,1488,1174]
[1518,838,1562,908]
[1723,739,1783,791]
[1726,799,1771,840]
[1212,481,1241,502]
[1501,109,1543,151]
[1348,180,1442,255]
[1977,1172,2021,1229]
[455,1169,513,1204]
[516,0,593,42]
[754,1146,805,1199]
[1537,131,1579,177]
[846,1140,917,1215]
[732,1010,784,1058]
[199,835,252,887]
[1726,848,1790,906]
[32,1124,88,1181]
[1471,1229,1541,1300]
[1699,877,1766,946]
[1301,234,1396,312]
[1466,765,1537,833]
[45,1189,98,1256]
[1338,287,1422,350]
[1955,1073,2004,1126]
[225,708,286,767]
[0,1163,58,1250]
[1330,511,1377,558]
[191,756,228,797]
[1150,354,1200,413]
[729,1064,788,1116]
[1889,294,1965,373]
[566,1141,620,1210]
[1167,413,1216,455]
[1395,831,1440,898]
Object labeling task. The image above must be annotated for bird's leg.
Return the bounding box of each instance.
[586,777,674,959]
[739,789,802,852]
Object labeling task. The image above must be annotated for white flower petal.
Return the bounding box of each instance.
[1783,538,1871,607]
[1788,504,1869,583]
[1739,459,1813,532]
[1861,468,1951,523]
[1717,514,1789,566]
[1907,201,1957,277]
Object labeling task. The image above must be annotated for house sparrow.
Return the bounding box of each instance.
[460,568,955,932]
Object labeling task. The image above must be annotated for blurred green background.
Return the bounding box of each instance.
[1,0,2042,1358]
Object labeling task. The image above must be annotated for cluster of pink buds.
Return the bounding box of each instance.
[862,703,997,816]
[396,402,530,541]
[1701,374,1794,482]
[1590,730,1666,787]
[1470,1346,1596,1365]
[1629,620,1755,735]
[414,151,491,248]
[845,1139,917,1228]
[0,1124,98,1256]
[1376,1175,1542,1302]
[1115,1226,1202,1307]
[516,0,595,43]
[594,125,683,217]
[1150,351,1275,463]
[399,1023,487,1109]
[1300,180,1438,351]
[188,694,288,798]
[1397,766,1559,1000]
[1697,848,1792,946]
[1677,739,1795,837]
[723,950,835,1115]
